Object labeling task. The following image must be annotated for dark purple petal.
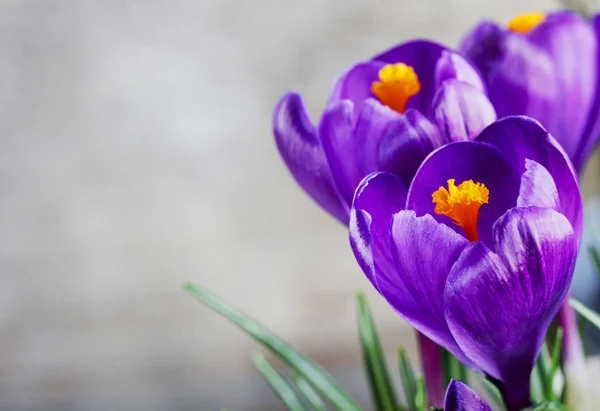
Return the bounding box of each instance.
[273,92,348,223]
[350,172,408,287]
[573,13,600,172]
[527,11,597,162]
[372,40,445,114]
[444,207,577,408]
[517,160,560,211]
[377,109,443,188]
[383,210,472,366]
[460,24,560,147]
[320,99,400,206]
[476,116,583,243]
[407,141,521,249]
[444,380,492,411]
[434,50,486,93]
[431,80,496,143]
[326,61,385,121]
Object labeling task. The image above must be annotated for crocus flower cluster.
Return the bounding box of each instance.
[273,9,596,411]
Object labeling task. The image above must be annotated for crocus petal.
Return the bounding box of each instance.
[445,207,576,403]
[431,80,496,143]
[517,159,560,211]
[382,210,472,366]
[273,92,348,223]
[527,11,597,163]
[350,172,408,287]
[326,61,385,121]
[434,50,486,93]
[407,141,521,249]
[444,380,492,411]
[573,13,600,172]
[476,116,583,243]
[372,40,445,114]
[460,24,559,145]
[377,109,443,188]
[320,99,400,206]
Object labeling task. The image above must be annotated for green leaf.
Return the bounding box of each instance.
[534,343,552,401]
[548,328,563,401]
[398,347,417,410]
[523,401,568,411]
[253,354,307,411]
[570,297,600,330]
[414,377,427,411]
[477,375,505,411]
[292,372,327,411]
[440,349,467,386]
[185,283,362,411]
[356,293,401,411]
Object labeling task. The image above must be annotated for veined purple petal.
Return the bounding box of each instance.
[407,141,521,249]
[350,172,408,287]
[431,80,496,143]
[476,116,582,243]
[517,159,560,211]
[383,210,472,366]
[573,13,600,172]
[444,380,492,411]
[273,92,348,223]
[326,61,386,121]
[527,11,597,162]
[320,99,400,206]
[372,40,445,114]
[377,109,443,188]
[445,207,577,410]
[434,50,486,93]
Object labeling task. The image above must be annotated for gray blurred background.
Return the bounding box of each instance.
[1,1,598,410]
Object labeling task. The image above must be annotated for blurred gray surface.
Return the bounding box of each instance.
[0,0,566,410]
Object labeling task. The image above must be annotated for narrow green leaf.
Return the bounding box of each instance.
[570,297,600,330]
[548,328,563,401]
[440,349,468,386]
[356,293,401,411]
[415,377,426,411]
[292,372,327,411]
[253,354,306,411]
[531,362,545,403]
[185,283,362,411]
[534,343,552,401]
[477,375,505,411]
[398,347,417,410]
[523,401,568,411]
[589,245,600,277]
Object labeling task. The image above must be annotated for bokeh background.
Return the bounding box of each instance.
[1,1,599,410]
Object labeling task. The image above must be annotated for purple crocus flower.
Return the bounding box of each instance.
[273,40,495,224]
[444,380,491,411]
[350,116,582,410]
[459,10,600,173]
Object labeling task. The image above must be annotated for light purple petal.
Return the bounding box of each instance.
[434,50,486,93]
[382,210,472,366]
[527,11,597,163]
[372,40,446,114]
[350,172,408,287]
[476,116,583,243]
[444,380,492,411]
[573,13,600,172]
[407,141,521,249]
[273,92,348,223]
[431,80,496,143]
[320,99,400,206]
[458,20,503,73]
[444,207,577,406]
[377,109,443,188]
[517,159,560,211]
[326,61,385,122]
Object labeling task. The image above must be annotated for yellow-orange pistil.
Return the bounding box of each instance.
[371,63,421,114]
[507,12,546,34]
[432,179,489,242]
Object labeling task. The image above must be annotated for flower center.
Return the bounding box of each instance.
[507,12,546,34]
[371,63,421,114]
[432,179,489,242]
